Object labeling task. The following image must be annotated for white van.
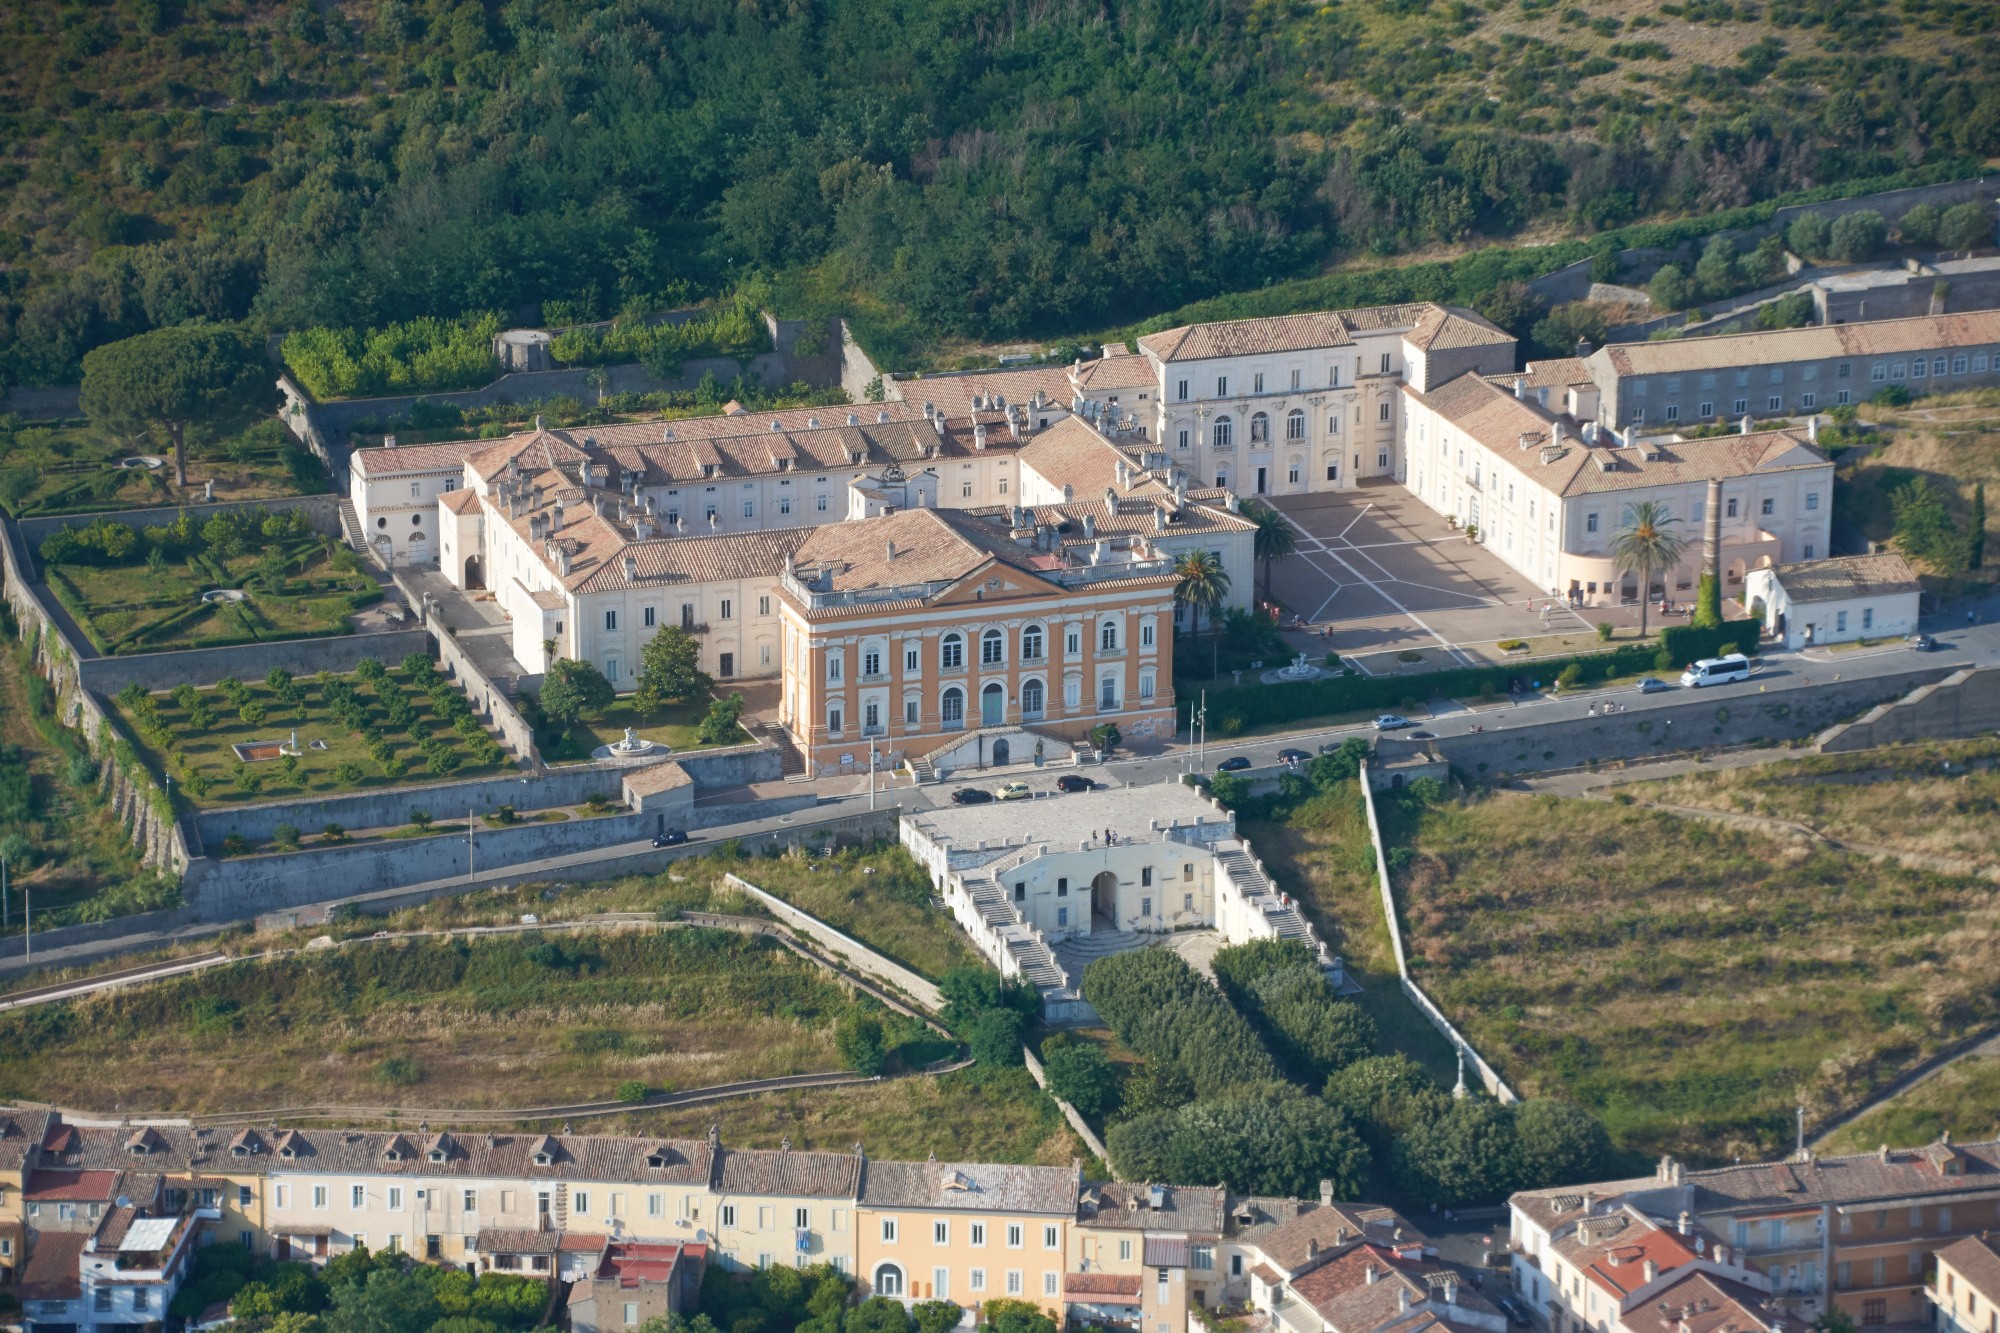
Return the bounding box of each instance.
[1680,653,1751,688]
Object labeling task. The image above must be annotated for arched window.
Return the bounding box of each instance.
[1249,412,1270,443]
[1212,416,1233,448]
[1021,678,1045,718]
[874,1265,904,1298]
[1022,623,1045,662]
[1286,409,1307,441]
[941,687,965,727]
[940,633,964,670]
[981,628,1005,666]
[1099,617,1120,652]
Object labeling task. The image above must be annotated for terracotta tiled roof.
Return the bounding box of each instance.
[559,521,811,596]
[715,1146,859,1199]
[1252,1202,1427,1275]
[786,507,1054,597]
[1939,1233,2000,1304]
[225,1128,714,1185]
[1288,1244,1499,1331]
[1077,1182,1227,1234]
[1140,312,1356,361]
[25,1169,121,1201]
[1016,418,1158,501]
[1618,1270,1773,1333]
[1404,305,1513,353]
[350,438,497,478]
[477,1228,562,1255]
[624,762,692,797]
[1071,354,1160,392]
[1764,552,1920,604]
[902,366,1077,422]
[1065,1273,1142,1301]
[859,1159,1078,1214]
[440,487,482,515]
[19,1231,85,1301]
[1595,310,2000,377]
[1487,357,1595,391]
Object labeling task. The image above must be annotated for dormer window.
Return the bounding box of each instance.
[385,1149,403,1162]
[534,1152,552,1166]
[428,1149,447,1163]
[128,1143,148,1156]
[279,1147,296,1159]
[231,1145,249,1157]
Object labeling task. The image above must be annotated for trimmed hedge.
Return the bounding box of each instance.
[1183,621,1760,731]
[1080,948,1278,1097]
[1211,940,1376,1083]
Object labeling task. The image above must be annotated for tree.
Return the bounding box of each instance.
[1173,549,1231,642]
[1392,1096,1523,1207]
[845,1297,913,1333]
[80,323,271,487]
[912,1301,963,1333]
[1113,1086,1371,1197]
[1646,263,1691,312]
[835,1011,888,1076]
[1898,203,1941,247]
[635,625,711,714]
[1692,573,1723,630]
[1041,1032,1120,1118]
[1087,722,1121,753]
[966,1007,1025,1066]
[1610,499,1689,639]
[1892,477,1967,573]
[1119,1060,1195,1116]
[322,1264,442,1333]
[538,658,614,735]
[1692,235,1741,302]
[1246,501,1297,603]
[1970,482,1987,570]
[1325,1054,1453,1148]
[1828,210,1887,263]
[982,1300,1057,1333]
[1512,1098,1612,1189]
[697,692,746,745]
[1472,281,1545,338]
[1939,202,1993,254]
[1786,211,1831,260]
[937,966,1039,1029]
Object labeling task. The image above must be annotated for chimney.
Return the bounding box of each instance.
[1307,1239,1320,1261]
[1807,415,1819,443]
[1365,1265,1379,1286]
[1552,419,1564,449]
[1678,1211,1692,1235]
[1397,1287,1411,1313]
[1445,1279,1458,1304]
[1082,514,1097,539]
[1321,1179,1335,1207]
[877,410,888,424]
[1739,414,1753,435]
[384,434,398,449]
[554,546,572,577]
[622,555,638,583]
[933,414,946,438]
[1104,486,1118,515]
[886,539,897,562]
[1643,1259,1658,1284]
[1153,507,1165,533]
[974,424,987,450]
[551,502,564,533]
[1514,376,1528,399]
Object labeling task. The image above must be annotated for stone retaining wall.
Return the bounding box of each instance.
[78,628,431,695]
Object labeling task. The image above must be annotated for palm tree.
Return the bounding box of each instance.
[1246,502,1297,605]
[1173,549,1231,642]
[1610,500,1690,639]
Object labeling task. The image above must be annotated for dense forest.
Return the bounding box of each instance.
[2,0,1998,386]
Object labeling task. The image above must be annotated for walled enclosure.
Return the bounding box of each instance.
[78,628,431,695]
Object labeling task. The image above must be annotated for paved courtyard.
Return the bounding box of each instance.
[1265,484,1604,662]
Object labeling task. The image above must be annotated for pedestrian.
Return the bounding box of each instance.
[1588,703,1597,717]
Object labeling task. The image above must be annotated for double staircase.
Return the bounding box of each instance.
[958,847,1070,992]
[1215,841,1315,944]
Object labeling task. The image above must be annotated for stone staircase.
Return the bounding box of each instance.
[336,498,371,558]
[959,849,1069,991]
[1215,842,1316,944]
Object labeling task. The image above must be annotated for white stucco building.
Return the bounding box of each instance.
[1745,552,1922,649]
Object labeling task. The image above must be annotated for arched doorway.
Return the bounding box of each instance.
[873,1264,904,1298]
[941,687,965,729]
[464,556,484,589]
[992,738,1010,766]
[1091,871,1118,929]
[981,681,1005,726]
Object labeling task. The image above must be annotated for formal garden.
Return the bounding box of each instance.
[112,656,510,809]
[0,416,326,519]
[40,505,381,655]
[523,631,753,761]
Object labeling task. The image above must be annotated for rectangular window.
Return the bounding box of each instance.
[1762,497,1776,515]
[643,605,656,628]
[883,1219,898,1243]
[971,1224,987,1247]
[1378,402,1391,422]
[816,495,828,512]
[905,699,919,725]
[1768,395,1783,412]
[1380,352,1392,374]
[1586,513,1599,534]
[574,1192,590,1216]
[935,1269,951,1299]
[352,1186,366,1209]
[935,1222,950,1245]
[1665,405,1679,422]
[388,1187,403,1211]
[1007,1272,1024,1296]
[1805,492,1819,511]
[1253,373,1264,393]
[1007,1225,1023,1249]
[1837,611,1848,633]
[1863,608,1874,631]
[780,496,792,514]
[1216,376,1227,397]
[1176,380,1189,402]
[1291,369,1301,390]
[605,610,617,631]
[1044,1225,1060,1250]
[1045,1273,1060,1297]
[1733,398,1748,415]
[463,1190,477,1212]
[971,1270,987,1293]
[1838,389,1851,405]
[1699,401,1713,418]
[649,1195,664,1218]
[1727,497,1739,518]
[721,1205,737,1228]
[1177,428,1189,449]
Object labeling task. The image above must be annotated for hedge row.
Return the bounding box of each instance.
[1079,948,1279,1097]
[1182,620,1760,731]
[1210,940,1376,1084]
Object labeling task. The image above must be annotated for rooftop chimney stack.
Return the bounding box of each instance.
[1807,415,1819,443]
[886,539,897,562]
[1740,414,1753,435]
[1514,376,1528,399]
[622,555,637,582]
[1321,1180,1335,1207]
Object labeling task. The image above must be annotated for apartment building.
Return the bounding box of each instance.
[1582,310,2000,431]
[1139,305,1517,499]
[1249,1229,1507,1333]
[855,1159,1078,1314]
[1069,1183,1227,1333]
[774,506,1179,774]
[1403,371,1833,607]
[1512,1139,2000,1333]
[709,1142,861,1272]
[348,436,489,567]
[1932,1233,2000,1333]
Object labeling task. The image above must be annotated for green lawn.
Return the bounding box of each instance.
[534,696,743,763]
[51,536,379,656]
[0,418,326,518]
[114,663,510,810]
[1380,789,2000,1163]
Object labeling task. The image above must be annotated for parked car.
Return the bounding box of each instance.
[1498,1297,1534,1328]
[1277,748,1312,765]
[652,829,688,847]
[1908,633,1938,651]
[1055,774,1095,793]
[951,787,995,805]
[1216,755,1253,772]
[1636,676,1674,693]
[1680,653,1751,688]
[1372,714,1413,730]
[994,781,1033,801]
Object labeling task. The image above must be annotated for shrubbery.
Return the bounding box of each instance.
[1211,939,1377,1083]
[1080,949,1278,1096]
[548,295,770,375]
[1107,1083,1371,1198]
[282,313,503,400]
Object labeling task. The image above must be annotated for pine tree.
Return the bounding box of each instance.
[1970,483,1987,570]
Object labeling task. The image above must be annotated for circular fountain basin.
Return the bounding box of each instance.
[201,589,249,604]
[118,456,166,470]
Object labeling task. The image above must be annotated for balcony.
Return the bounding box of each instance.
[1021,653,1048,667]
[861,673,888,685]
[679,621,709,634]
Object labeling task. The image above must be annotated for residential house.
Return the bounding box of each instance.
[348,436,488,567]
[1512,1139,2000,1333]
[1932,1233,2000,1333]
[1251,1234,1507,1333]
[1745,553,1922,649]
[1069,1182,1226,1333]
[1402,372,1834,607]
[567,1240,709,1333]
[708,1141,861,1273]
[855,1158,1079,1315]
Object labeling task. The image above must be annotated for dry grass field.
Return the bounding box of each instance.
[1822,1057,2000,1155]
[1386,790,2000,1162]
[1639,736,2000,870]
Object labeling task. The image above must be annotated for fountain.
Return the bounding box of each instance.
[200,589,248,604]
[1261,651,1324,685]
[594,726,668,762]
